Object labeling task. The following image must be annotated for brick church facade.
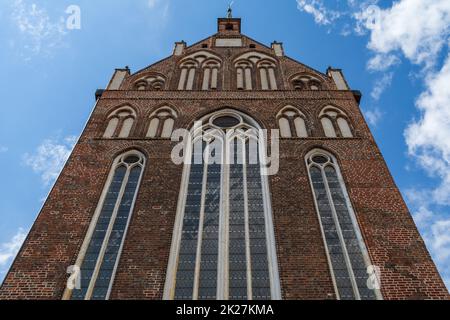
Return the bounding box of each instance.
[1,14,448,300]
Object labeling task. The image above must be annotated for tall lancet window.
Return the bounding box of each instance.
[164,109,281,300]
[67,151,145,300]
[306,150,382,300]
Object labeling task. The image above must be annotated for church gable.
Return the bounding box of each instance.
[121,18,336,91]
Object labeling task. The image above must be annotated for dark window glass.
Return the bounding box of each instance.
[324,166,377,300]
[247,142,271,300]
[173,128,274,300]
[309,160,377,300]
[213,116,240,128]
[198,159,221,300]
[174,149,205,300]
[229,140,247,300]
[71,164,130,300]
[310,166,355,300]
[91,166,142,300]
[312,156,328,164]
[124,156,140,164]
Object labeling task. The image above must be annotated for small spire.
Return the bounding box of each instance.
[227,2,233,18]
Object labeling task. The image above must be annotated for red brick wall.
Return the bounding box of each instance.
[1,30,448,300]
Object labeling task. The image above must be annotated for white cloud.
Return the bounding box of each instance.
[148,0,161,8]
[405,54,450,206]
[0,228,27,267]
[364,107,383,126]
[147,0,170,24]
[352,1,450,207]
[10,0,68,58]
[355,0,450,68]
[0,146,8,153]
[296,0,341,26]
[371,72,393,100]
[23,136,77,186]
[367,54,400,71]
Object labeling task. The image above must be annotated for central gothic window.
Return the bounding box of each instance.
[164,110,281,300]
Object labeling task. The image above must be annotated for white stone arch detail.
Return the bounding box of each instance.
[277,105,308,138]
[103,106,137,139]
[178,51,222,91]
[133,73,166,91]
[234,52,278,90]
[320,106,353,138]
[291,73,324,91]
[147,106,178,138]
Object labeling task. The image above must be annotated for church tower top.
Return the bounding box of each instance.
[218,5,241,34]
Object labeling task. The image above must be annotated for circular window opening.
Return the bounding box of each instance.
[312,155,328,164]
[212,116,240,128]
[124,156,141,164]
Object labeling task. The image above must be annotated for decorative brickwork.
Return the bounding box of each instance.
[0,17,448,300]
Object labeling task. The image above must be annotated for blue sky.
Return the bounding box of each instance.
[0,0,449,291]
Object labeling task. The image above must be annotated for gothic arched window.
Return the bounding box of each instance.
[103,106,136,139]
[164,109,281,300]
[133,74,166,91]
[234,52,278,91]
[178,60,198,91]
[235,61,253,90]
[202,59,220,90]
[306,150,382,300]
[320,106,353,138]
[146,107,178,138]
[178,51,222,91]
[291,74,323,91]
[277,106,308,138]
[67,151,146,300]
[258,61,278,90]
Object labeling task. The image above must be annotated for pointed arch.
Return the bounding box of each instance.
[103,106,137,139]
[319,106,353,138]
[132,73,167,91]
[146,106,178,138]
[305,149,382,300]
[178,51,222,91]
[65,150,146,300]
[277,105,309,138]
[290,73,324,91]
[234,51,279,90]
[164,108,281,300]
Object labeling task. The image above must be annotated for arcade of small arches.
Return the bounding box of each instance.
[130,50,329,92]
[102,104,354,140]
